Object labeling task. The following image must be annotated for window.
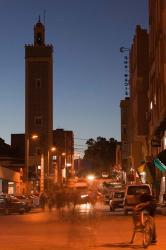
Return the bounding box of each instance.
[34,116,42,126]
[35,78,42,89]
[36,147,42,155]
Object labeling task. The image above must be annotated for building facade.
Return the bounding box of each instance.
[129,25,149,169]
[148,0,166,157]
[147,0,166,199]
[53,129,74,183]
[0,138,23,194]
[123,2,166,197]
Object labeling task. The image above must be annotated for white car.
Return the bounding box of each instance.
[123,184,152,215]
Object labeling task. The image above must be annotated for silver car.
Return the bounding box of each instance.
[109,190,125,211]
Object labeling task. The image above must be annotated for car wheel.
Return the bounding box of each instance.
[110,206,114,211]
[26,207,30,212]
[124,209,128,215]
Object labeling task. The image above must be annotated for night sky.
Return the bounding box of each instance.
[0,0,148,156]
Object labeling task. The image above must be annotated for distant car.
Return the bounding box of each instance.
[0,197,27,215]
[102,171,109,178]
[123,184,152,215]
[76,186,89,204]
[109,190,125,211]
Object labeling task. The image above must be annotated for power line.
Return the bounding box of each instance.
[74,137,88,141]
[74,147,85,151]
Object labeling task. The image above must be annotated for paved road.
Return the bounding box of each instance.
[0,203,166,250]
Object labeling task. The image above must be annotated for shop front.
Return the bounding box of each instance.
[0,165,21,194]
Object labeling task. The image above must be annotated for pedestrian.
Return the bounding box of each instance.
[39,191,48,211]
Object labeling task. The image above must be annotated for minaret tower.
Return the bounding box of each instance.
[25,17,53,192]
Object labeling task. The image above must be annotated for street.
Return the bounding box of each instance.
[0,202,166,250]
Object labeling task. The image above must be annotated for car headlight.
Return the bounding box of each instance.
[81,194,88,199]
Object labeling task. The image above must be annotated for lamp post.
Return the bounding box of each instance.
[61,152,66,184]
[26,134,38,193]
[40,153,44,192]
[47,146,56,190]
[56,152,66,186]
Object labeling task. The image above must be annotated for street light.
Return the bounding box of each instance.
[56,152,66,186]
[37,145,56,192]
[61,152,66,183]
[48,146,56,176]
[47,146,56,190]
[26,134,38,193]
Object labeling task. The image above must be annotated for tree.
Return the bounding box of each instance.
[83,137,118,176]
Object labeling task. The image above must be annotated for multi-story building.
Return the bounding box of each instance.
[125,2,166,197]
[148,0,166,157]
[120,26,149,183]
[0,138,23,194]
[53,129,74,183]
[147,0,166,199]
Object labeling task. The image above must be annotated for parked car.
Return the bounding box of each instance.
[28,194,40,208]
[0,196,27,215]
[123,183,152,215]
[15,195,32,212]
[103,193,110,205]
[109,190,125,211]
[102,182,125,205]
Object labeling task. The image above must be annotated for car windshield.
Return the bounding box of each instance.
[127,186,150,195]
[0,198,5,203]
[76,187,88,192]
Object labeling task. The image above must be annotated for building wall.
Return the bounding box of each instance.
[0,165,21,194]
[11,133,25,158]
[53,129,74,179]
[120,97,131,172]
[148,0,166,157]
[129,25,149,169]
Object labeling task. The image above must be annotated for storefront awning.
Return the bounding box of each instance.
[153,158,166,172]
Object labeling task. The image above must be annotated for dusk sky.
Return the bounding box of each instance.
[0,0,148,156]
